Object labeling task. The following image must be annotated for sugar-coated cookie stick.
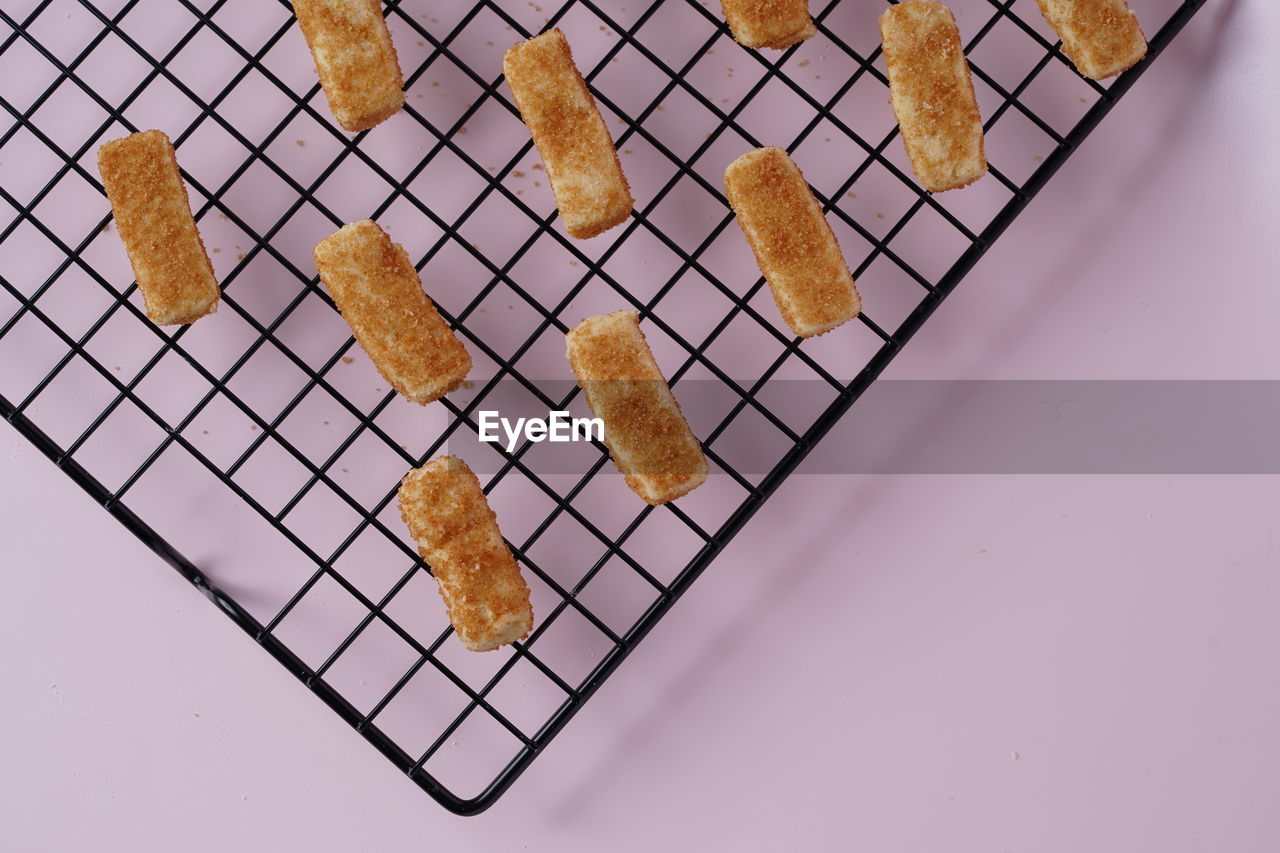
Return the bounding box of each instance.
[399,457,534,652]
[880,0,987,193]
[566,311,708,505]
[293,0,405,132]
[503,29,633,239]
[719,0,815,50]
[725,147,861,338]
[97,130,220,326]
[314,220,470,405]
[1034,0,1146,79]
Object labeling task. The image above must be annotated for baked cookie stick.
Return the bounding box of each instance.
[293,0,405,132]
[720,0,815,50]
[399,457,534,652]
[314,220,470,405]
[97,130,219,326]
[503,29,633,239]
[725,147,861,338]
[566,311,708,505]
[880,0,987,192]
[1034,0,1146,79]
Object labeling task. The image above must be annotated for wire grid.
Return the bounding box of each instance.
[0,0,1204,815]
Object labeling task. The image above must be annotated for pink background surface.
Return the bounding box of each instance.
[4,0,1280,849]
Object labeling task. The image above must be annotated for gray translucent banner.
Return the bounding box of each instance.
[446,380,1280,475]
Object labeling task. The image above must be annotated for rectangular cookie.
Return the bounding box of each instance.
[293,0,405,132]
[314,220,471,405]
[1034,0,1147,79]
[565,311,708,505]
[724,147,861,338]
[880,0,987,192]
[503,29,633,239]
[398,456,534,652]
[720,0,815,50]
[97,129,220,326]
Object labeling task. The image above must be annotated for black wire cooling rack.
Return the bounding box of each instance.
[0,0,1205,815]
